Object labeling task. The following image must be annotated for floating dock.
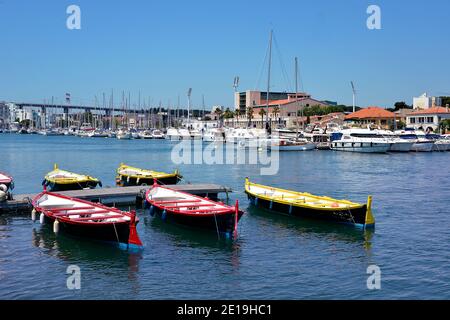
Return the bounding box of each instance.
[0,184,232,215]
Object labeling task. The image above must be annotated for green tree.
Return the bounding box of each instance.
[439,119,450,133]
[223,108,234,119]
[258,109,266,128]
[440,96,450,108]
[272,106,280,124]
[246,107,253,127]
[20,119,31,128]
[394,101,412,110]
[214,107,223,120]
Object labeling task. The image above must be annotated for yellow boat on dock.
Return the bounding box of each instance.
[245,178,375,228]
[42,164,102,192]
[116,163,182,187]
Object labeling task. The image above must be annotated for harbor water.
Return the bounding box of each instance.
[0,134,449,299]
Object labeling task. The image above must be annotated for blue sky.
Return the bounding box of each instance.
[0,0,449,109]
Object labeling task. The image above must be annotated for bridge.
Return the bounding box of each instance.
[14,102,145,115]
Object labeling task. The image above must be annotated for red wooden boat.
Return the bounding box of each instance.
[145,182,244,238]
[0,172,14,191]
[32,190,143,250]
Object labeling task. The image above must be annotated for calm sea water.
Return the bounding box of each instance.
[0,134,449,299]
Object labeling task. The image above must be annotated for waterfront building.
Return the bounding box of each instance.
[0,102,10,128]
[234,90,325,113]
[231,91,330,128]
[413,93,442,110]
[344,107,395,129]
[405,106,450,132]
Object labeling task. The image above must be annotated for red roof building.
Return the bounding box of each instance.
[406,106,450,132]
[345,107,396,129]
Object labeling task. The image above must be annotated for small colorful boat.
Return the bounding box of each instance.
[0,172,14,191]
[245,178,375,228]
[32,190,143,249]
[42,164,102,191]
[116,163,182,186]
[145,182,244,238]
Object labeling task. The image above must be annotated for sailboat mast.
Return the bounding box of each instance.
[111,89,114,130]
[266,30,273,130]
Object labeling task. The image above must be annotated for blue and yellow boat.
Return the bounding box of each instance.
[42,164,102,191]
[245,178,375,228]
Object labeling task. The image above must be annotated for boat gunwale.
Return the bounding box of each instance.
[245,179,364,211]
[32,190,136,225]
[146,184,238,217]
[117,164,180,180]
[44,169,100,184]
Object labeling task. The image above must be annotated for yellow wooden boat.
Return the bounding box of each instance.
[42,164,102,191]
[245,178,375,228]
[116,163,182,186]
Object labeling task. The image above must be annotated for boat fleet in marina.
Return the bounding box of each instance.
[1,161,377,250]
[3,123,450,153]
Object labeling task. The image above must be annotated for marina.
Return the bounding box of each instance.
[0,134,449,299]
[0,0,449,304]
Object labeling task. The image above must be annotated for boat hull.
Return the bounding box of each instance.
[389,142,414,152]
[148,205,243,236]
[331,142,390,153]
[432,142,450,152]
[411,142,434,152]
[116,175,181,187]
[246,192,369,227]
[41,214,132,245]
[43,180,101,192]
[275,143,316,151]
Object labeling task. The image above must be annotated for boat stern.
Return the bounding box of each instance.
[364,195,375,228]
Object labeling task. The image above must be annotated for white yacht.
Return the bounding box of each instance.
[178,128,192,140]
[88,129,109,138]
[395,130,434,152]
[151,129,165,139]
[375,130,414,152]
[330,129,391,153]
[138,130,153,139]
[116,128,132,140]
[189,128,202,140]
[165,128,181,140]
[203,128,226,142]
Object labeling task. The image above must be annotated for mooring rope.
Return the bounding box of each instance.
[112,222,120,245]
[213,212,220,240]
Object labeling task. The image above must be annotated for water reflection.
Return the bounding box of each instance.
[141,213,242,272]
[31,226,142,294]
[245,205,374,251]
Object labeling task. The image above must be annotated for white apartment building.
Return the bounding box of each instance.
[413,93,442,110]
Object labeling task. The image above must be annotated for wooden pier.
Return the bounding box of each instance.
[0,184,232,215]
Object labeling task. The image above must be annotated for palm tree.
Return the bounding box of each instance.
[233,109,241,128]
[272,106,280,124]
[223,108,234,119]
[258,108,266,129]
[246,107,253,127]
[223,108,234,127]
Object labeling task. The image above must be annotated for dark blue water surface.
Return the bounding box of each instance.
[0,134,449,299]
